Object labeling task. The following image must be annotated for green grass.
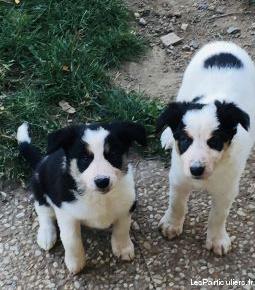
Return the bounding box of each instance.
[0,0,163,180]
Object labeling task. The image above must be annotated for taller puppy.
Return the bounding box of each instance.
[17,122,146,273]
[157,41,255,255]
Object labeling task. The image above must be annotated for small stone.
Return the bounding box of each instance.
[143,241,151,250]
[237,208,246,216]
[147,205,153,211]
[160,33,182,47]
[134,12,140,18]
[74,281,80,289]
[182,45,191,51]
[198,3,208,10]
[139,18,147,26]
[248,273,255,279]
[53,262,58,268]
[190,40,199,49]
[181,23,188,31]
[35,250,41,256]
[132,221,140,231]
[227,26,241,34]
[16,212,25,219]
[173,11,182,17]
[248,204,255,209]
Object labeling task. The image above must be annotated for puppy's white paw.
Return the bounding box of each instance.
[37,225,57,250]
[65,254,86,274]
[206,231,231,256]
[111,237,135,261]
[160,127,173,150]
[158,215,183,240]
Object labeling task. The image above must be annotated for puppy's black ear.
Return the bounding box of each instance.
[215,101,250,132]
[47,126,80,154]
[156,102,187,134]
[109,122,147,147]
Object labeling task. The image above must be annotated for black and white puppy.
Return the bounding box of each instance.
[157,41,255,255]
[17,121,146,273]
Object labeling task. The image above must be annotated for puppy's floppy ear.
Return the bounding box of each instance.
[215,101,250,132]
[109,121,147,147]
[47,126,80,154]
[156,102,186,134]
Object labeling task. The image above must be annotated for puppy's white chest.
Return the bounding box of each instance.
[61,187,135,229]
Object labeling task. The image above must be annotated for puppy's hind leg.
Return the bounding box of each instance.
[159,183,191,240]
[35,201,57,250]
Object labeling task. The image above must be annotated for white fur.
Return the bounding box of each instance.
[160,41,255,255]
[17,122,31,144]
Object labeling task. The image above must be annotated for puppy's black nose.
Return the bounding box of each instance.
[95,177,110,189]
[190,166,205,177]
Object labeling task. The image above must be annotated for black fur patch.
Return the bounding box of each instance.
[103,121,147,150]
[215,101,250,142]
[157,101,204,134]
[176,130,193,154]
[104,135,125,170]
[73,142,94,172]
[207,131,225,151]
[192,96,203,103]
[32,150,77,207]
[129,200,137,213]
[204,53,243,69]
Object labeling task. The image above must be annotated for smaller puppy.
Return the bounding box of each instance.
[17,121,146,274]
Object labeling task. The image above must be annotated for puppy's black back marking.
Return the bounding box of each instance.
[204,53,243,69]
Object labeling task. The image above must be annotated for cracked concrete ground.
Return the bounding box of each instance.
[1,153,255,289]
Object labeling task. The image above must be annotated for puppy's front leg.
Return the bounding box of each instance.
[111,215,134,261]
[206,184,238,256]
[159,183,191,239]
[35,202,57,250]
[55,210,85,274]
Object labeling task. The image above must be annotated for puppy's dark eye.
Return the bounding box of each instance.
[207,136,224,151]
[178,136,193,154]
[77,154,93,172]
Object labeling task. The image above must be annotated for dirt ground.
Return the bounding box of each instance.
[1,0,255,289]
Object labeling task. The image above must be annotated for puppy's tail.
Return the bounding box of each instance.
[17,122,43,170]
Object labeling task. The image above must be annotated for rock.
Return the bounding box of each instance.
[74,281,80,289]
[248,273,255,280]
[181,23,188,31]
[139,18,147,26]
[227,26,241,34]
[134,12,140,18]
[143,241,151,250]
[182,45,191,51]
[190,40,199,49]
[160,33,182,47]
[237,208,246,216]
[132,221,140,231]
[173,11,182,18]
[35,250,41,256]
[198,2,208,10]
